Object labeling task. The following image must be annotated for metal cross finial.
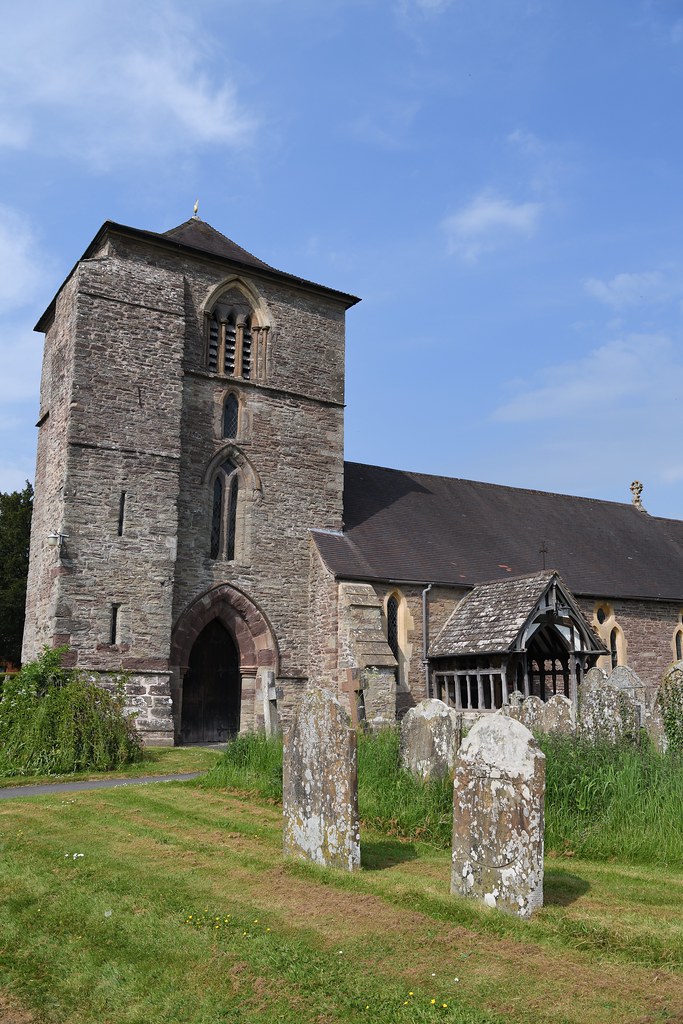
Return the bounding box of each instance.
[630,480,644,511]
[539,540,548,570]
[192,199,199,219]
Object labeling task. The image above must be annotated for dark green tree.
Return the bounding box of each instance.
[0,482,33,667]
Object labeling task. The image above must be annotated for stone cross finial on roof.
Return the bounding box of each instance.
[192,199,200,220]
[630,480,645,512]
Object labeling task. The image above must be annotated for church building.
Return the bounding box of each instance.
[22,216,683,743]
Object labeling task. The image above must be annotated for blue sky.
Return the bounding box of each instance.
[1,0,683,518]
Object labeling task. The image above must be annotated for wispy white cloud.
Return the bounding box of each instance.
[584,270,682,310]
[0,207,51,314]
[443,190,542,261]
[494,334,680,423]
[0,1,257,167]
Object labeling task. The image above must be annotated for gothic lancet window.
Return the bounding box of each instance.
[209,459,239,561]
[384,590,410,688]
[223,393,239,439]
[386,595,399,663]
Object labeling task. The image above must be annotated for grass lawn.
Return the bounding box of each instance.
[1,780,682,1024]
[0,746,222,788]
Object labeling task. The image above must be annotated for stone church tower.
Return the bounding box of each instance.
[23,216,359,744]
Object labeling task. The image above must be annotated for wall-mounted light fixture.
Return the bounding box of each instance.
[46,531,68,550]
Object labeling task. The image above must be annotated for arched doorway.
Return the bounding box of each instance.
[171,583,279,744]
[180,619,241,743]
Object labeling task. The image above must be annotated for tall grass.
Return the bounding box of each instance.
[204,727,683,866]
[541,736,683,865]
[202,732,283,800]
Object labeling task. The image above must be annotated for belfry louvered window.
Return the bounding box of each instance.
[209,459,239,561]
[204,291,268,381]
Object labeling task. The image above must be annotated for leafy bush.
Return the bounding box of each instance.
[0,647,143,776]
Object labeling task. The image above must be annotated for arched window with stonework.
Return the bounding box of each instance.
[209,459,239,561]
[204,286,269,382]
[384,590,411,688]
[223,393,239,439]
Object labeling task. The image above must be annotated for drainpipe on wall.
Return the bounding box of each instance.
[422,583,433,696]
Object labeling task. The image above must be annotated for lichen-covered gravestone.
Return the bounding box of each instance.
[581,666,607,691]
[451,715,545,918]
[578,681,641,744]
[399,698,462,780]
[283,687,360,871]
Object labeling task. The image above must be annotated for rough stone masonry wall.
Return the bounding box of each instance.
[308,542,340,689]
[23,273,81,661]
[160,234,347,689]
[24,245,188,741]
[370,583,470,715]
[577,596,682,690]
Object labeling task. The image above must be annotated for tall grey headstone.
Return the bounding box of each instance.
[451,715,545,918]
[399,698,462,780]
[283,687,360,871]
[578,682,641,744]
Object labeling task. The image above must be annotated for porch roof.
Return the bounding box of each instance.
[429,570,604,658]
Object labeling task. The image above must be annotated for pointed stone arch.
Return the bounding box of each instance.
[170,583,279,741]
[201,275,272,329]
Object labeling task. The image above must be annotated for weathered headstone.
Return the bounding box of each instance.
[499,693,575,736]
[578,682,641,744]
[581,666,607,691]
[541,694,575,735]
[399,698,462,780]
[451,716,545,918]
[283,687,360,871]
[608,665,665,750]
[503,694,545,733]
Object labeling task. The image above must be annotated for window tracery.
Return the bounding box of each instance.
[383,590,412,689]
[210,459,239,561]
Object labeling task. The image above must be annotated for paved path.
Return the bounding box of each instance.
[0,773,203,800]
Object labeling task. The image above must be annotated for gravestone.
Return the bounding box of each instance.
[541,694,575,735]
[399,698,462,780]
[581,666,607,691]
[451,715,545,918]
[500,693,575,736]
[282,687,360,871]
[608,665,665,750]
[578,682,641,744]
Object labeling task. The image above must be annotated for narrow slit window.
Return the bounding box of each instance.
[610,627,619,669]
[110,604,120,645]
[226,477,238,561]
[210,477,223,559]
[117,491,126,536]
[223,394,239,438]
[676,630,682,661]
[386,595,399,662]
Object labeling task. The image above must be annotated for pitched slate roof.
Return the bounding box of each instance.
[430,571,555,657]
[312,462,683,601]
[429,570,604,657]
[35,218,360,331]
